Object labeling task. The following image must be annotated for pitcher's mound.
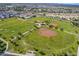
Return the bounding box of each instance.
[38,28,57,38]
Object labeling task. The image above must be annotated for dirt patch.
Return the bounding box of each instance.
[38,28,57,38]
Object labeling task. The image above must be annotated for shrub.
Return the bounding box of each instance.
[39,51,46,55]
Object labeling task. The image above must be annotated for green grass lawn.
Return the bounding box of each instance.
[56,20,79,33]
[22,28,77,55]
[0,17,78,55]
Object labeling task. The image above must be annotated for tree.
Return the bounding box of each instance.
[34,48,38,51]
[71,19,79,27]
[18,32,22,36]
[17,32,24,37]
[21,17,25,19]
[0,41,3,43]
[43,13,46,16]
[55,26,58,29]
[75,30,78,34]
[60,28,64,31]
[77,41,79,45]
[44,20,50,25]
[2,36,6,39]
[32,15,36,18]
[49,25,54,28]
[64,53,68,56]
[34,25,39,29]
[39,51,46,55]
[17,36,21,40]
[0,34,2,36]
[0,41,6,54]
[15,43,19,46]
[52,52,56,56]
[10,36,14,39]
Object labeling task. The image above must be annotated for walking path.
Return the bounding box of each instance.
[4,51,23,56]
[3,50,35,56]
[22,28,34,35]
[22,31,29,35]
[64,31,78,36]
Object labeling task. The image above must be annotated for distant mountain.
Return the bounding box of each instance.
[60,3,79,7]
[0,3,79,8]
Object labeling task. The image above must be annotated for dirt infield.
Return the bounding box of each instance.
[38,28,57,38]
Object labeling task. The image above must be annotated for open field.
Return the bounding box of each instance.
[0,17,79,56]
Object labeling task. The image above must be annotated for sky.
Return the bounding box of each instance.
[0,0,79,3]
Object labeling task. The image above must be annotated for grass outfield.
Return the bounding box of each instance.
[0,17,78,55]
